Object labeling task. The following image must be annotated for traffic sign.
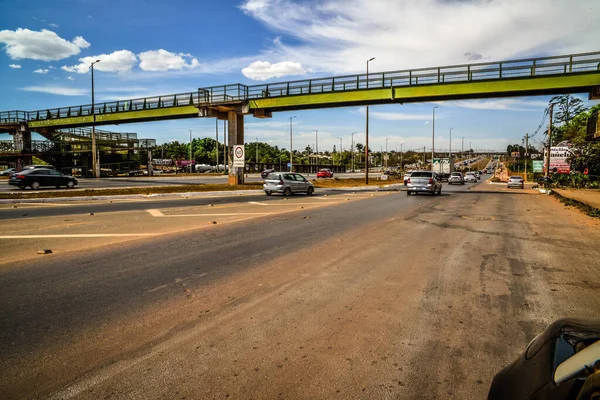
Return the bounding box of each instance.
[233,145,245,167]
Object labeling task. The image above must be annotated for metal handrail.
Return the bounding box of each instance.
[3,51,599,122]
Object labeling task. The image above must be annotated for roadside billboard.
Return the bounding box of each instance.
[544,140,571,174]
[532,160,544,173]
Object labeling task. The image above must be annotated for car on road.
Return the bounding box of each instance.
[406,171,442,196]
[448,172,464,185]
[474,171,481,179]
[316,169,334,178]
[464,172,477,183]
[403,171,413,185]
[263,172,314,196]
[8,168,78,189]
[261,168,276,179]
[507,176,524,189]
[0,168,15,176]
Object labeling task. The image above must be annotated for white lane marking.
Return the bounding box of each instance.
[248,201,269,206]
[147,209,164,217]
[147,284,169,293]
[0,234,157,239]
[147,212,273,217]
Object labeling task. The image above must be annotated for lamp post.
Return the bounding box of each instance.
[385,137,390,169]
[400,141,405,170]
[351,132,355,173]
[449,127,454,160]
[255,137,259,170]
[89,59,101,178]
[289,116,297,172]
[461,137,465,161]
[432,106,438,171]
[365,56,375,184]
[469,141,472,171]
[189,129,193,173]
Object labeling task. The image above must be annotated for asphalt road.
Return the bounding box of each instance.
[0,172,364,192]
[1,182,599,399]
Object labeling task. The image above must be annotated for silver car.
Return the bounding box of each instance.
[263,172,314,196]
[464,172,477,183]
[448,172,464,185]
[406,171,442,195]
[507,176,524,189]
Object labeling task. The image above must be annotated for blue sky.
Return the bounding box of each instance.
[1,0,599,153]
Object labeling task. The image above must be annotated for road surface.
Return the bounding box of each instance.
[1,182,599,399]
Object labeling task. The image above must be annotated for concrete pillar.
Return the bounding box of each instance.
[227,111,245,185]
[12,125,33,166]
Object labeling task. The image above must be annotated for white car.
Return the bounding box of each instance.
[464,173,477,183]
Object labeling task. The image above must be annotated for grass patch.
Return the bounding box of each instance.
[489,176,503,183]
[553,192,600,218]
[0,182,263,200]
[311,177,403,188]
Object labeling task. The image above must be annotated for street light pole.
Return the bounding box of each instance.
[365,56,375,184]
[432,106,438,171]
[461,137,465,161]
[89,59,101,178]
[385,137,390,169]
[215,119,219,169]
[189,129,193,173]
[255,136,259,168]
[469,141,472,171]
[351,132,355,173]
[449,127,454,160]
[400,142,404,170]
[289,116,297,172]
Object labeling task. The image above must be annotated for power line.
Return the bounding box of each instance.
[530,106,550,139]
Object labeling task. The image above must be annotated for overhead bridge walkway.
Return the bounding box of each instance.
[0,51,598,130]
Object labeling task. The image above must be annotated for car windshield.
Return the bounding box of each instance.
[410,172,432,177]
[451,173,461,176]
[510,176,522,180]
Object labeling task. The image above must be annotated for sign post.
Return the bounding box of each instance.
[232,145,245,185]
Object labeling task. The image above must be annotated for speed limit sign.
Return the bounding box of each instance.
[233,145,245,167]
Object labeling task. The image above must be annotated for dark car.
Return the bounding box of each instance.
[488,318,600,400]
[261,168,276,179]
[9,168,78,189]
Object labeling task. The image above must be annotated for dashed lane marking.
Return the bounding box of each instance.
[0,233,157,239]
[146,209,272,217]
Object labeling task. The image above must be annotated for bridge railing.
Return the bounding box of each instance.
[13,51,600,122]
[28,91,201,121]
[0,140,55,152]
[0,110,30,124]
[246,51,600,99]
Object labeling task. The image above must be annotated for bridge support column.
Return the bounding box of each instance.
[11,124,32,168]
[227,111,245,185]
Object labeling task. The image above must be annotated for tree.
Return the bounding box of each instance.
[355,143,364,154]
[550,94,588,126]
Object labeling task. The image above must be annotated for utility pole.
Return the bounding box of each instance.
[432,106,438,171]
[449,128,454,160]
[314,130,318,156]
[223,120,227,173]
[545,104,554,177]
[524,133,529,180]
[385,137,390,169]
[351,132,355,173]
[289,116,297,172]
[365,57,375,184]
[189,129,193,173]
[400,142,404,170]
[461,137,465,162]
[215,119,219,170]
[89,59,101,178]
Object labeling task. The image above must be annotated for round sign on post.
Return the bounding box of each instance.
[233,145,245,167]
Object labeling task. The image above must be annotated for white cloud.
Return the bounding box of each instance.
[48,23,59,28]
[67,75,75,80]
[33,68,49,74]
[9,64,21,69]
[138,49,200,71]
[441,99,549,111]
[242,60,306,80]
[62,50,138,73]
[21,85,87,96]
[239,0,600,75]
[0,28,90,61]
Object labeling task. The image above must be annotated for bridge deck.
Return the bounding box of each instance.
[0,51,598,129]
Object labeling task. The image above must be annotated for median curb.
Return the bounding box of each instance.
[0,185,401,204]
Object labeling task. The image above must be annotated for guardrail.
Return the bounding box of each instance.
[0,110,29,124]
[2,51,599,122]
[0,140,54,152]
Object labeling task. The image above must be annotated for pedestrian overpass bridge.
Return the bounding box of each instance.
[1,51,599,182]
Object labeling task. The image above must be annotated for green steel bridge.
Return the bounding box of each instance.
[1,51,599,130]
